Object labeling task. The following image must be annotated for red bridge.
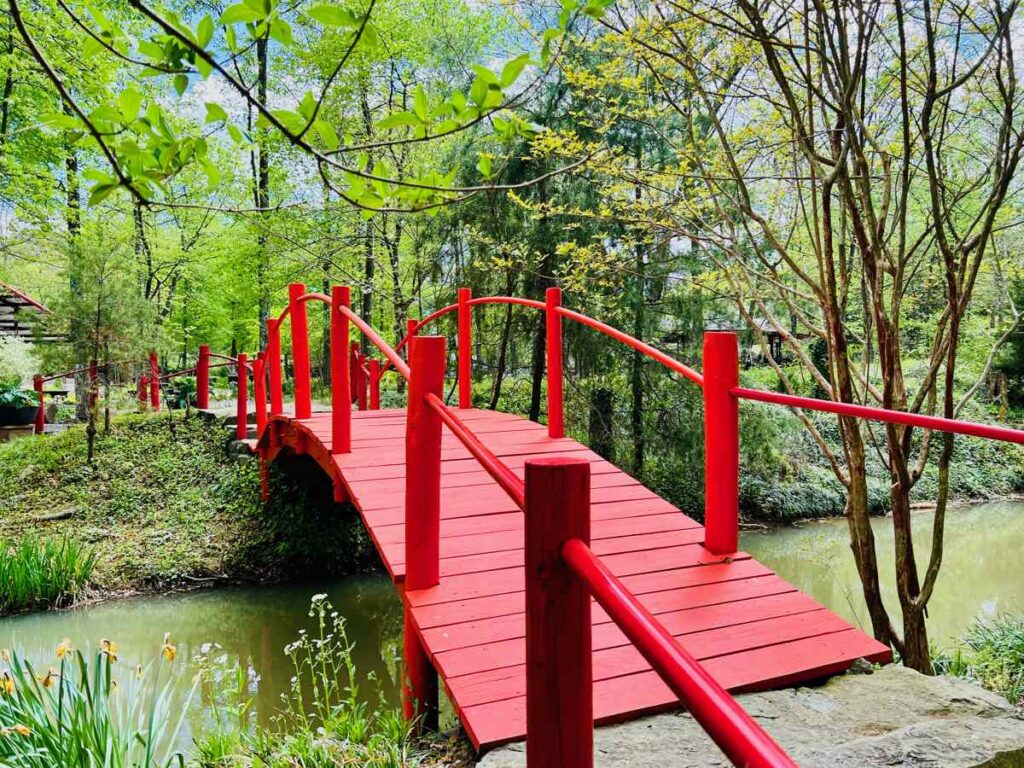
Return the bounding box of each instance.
[42,284,1024,766]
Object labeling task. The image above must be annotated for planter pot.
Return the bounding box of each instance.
[0,405,40,427]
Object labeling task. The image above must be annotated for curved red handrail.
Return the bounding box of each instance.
[341,305,411,381]
[562,539,796,768]
[556,307,704,386]
[733,387,1024,444]
[40,358,145,384]
[424,392,525,507]
[159,360,237,381]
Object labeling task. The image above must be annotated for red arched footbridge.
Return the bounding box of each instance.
[36,284,1024,766]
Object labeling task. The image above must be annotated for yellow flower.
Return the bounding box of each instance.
[12,725,30,736]
[100,639,118,662]
[56,639,71,659]
[38,669,59,689]
[2,672,14,695]
[161,634,176,662]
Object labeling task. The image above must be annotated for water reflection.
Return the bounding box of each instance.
[742,501,1024,646]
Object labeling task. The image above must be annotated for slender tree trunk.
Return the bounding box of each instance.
[529,179,553,422]
[489,268,516,410]
[254,35,271,348]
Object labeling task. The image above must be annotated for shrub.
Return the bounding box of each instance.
[0,535,96,615]
[0,336,38,386]
[934,615,1024,706]
[0,638,191,767]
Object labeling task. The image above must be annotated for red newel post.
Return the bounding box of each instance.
[197,344,210,410]
[236,353,249,440]
[331,286,352,454]
[33,375,44,434]
[546,287,565,439]
[268,319,284,416]
[289,283,312,419]
[149,352,161,411]
[369,359,381,410]
[349,342,360,404]
[138,375,148,410]
[457,287,472,409]
[403,335,445,732]
[703,332,739,555]
[253,353,268,438]
[525,456,592,768]
[406,318,417,344]
[356,350,368,411]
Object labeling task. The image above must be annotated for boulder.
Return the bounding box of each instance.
[478,665,1024,768]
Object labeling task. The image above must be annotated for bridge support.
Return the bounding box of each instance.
[546,287,564,438]
[331,286,352,454]
[289,283,312,419]
[403,335,445,732]
[236,353,249,441]
[149,352,160,411]
[703,332,739,555]
[458,287,472,409]
[525,456,592,768]
[197,344,210,410]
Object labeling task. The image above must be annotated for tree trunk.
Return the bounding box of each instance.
[489,268,516,410]
[254,34,271,349]
[589,387,614,461]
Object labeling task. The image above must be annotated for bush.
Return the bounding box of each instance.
[0,336,38,386]
[0,638,190,767]
[934,615,1024,706]
[0,535,96,615]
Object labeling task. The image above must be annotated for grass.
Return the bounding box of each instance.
[0,535,96,615]
[934,615,1024,707]
[0,638,191,767]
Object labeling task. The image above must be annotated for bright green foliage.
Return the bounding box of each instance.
[0,535,96,615]
[0,642,190,767]
[935,615,1024,706]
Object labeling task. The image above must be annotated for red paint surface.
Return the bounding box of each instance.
[458,287,473,409]
[288,283,312,419]
[197,344,210,410]
[331,286,351,453]
[149,352,160,411]
[236,353,248,440]
[703,332,739,555]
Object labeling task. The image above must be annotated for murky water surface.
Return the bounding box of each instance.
[743,501,1024,645]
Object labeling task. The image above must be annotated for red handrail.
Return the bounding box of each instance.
[340,305,411,380]
[424,392,526,507]
[562,538,796,768]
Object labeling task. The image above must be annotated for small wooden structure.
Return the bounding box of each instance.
[0,280,61,342]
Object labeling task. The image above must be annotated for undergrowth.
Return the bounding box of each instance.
[934,615,1024,707]
[0,535,96,615]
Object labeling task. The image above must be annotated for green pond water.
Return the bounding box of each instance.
[742,500,1024,645]
[2,501,1022,745]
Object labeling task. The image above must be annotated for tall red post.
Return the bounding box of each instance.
[197,344,210,410]
[236,353,249,441]
[331,286,352,454]
[253,353,268,438]
[703,332,739,555]
[149,352,161,411]
[349,342,360,404]
[369,359,381,410]
[289,283,312,419]
[406,318,417,344]
[267,319,284,416]
[88,360,99,409]
[546,287,565,438]
[138,376,148,410]
[356,349,368,411]
[33,375,44,434]
[403,335,445,732]
[525,456,592,768]
[457,287,472,409]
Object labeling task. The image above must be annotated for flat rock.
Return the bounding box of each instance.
[477,665,1024,768]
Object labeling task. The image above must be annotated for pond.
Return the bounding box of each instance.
[742,500,1024,646]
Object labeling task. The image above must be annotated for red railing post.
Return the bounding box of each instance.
[356,349,368,411]
[403,335,445,732]
[197,344,210,410]
[254,352,268,438]
[289,283,312,419]
[349,341,360,404]
[149,352,161,411]
[268,319,283,416]
[138,375,148,410]
[457,287,472,409]
[331,286,352,454]
[33,375,44,434]
[703,332,739,555]
[369,359,381,410]
[236,352,249,440]
[525,456,592,768]
[546,287,565,438]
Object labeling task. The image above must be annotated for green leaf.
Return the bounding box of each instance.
[412,85,429,122]
[118,88,142,120]
[376,112,421,130]
[308,4,357,26]
[269,19,293,46]
[476,153,492,178]
[196,14,215,47]
[173,74,189,96]
[227,123,245,143]
[40,112,80,130]
[581,0,614,19]
[220,3,264,25]
[297,91,317,121]
[271,109,306,133]
[88,182,118,206]
[313,119,339,150]
[205,102,229,123]
[470,65,498,85]
[500,54,531,88]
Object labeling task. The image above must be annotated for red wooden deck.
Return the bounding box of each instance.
[259,407,891,751]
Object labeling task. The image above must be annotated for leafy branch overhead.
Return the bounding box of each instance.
[12,0,607,213]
